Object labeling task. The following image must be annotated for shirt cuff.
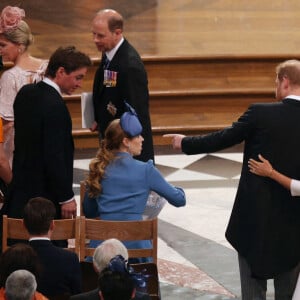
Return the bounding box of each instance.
[290,179,300,196]
[59,197,75,205]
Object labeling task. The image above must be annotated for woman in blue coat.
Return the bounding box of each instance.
[83,103,186,261]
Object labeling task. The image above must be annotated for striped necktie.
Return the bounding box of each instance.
[102,54,110,69]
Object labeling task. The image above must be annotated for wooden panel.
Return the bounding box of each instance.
[1,0,299,149]
[1,0,300,58]
[66,88,275,127]
[1,55,290,93]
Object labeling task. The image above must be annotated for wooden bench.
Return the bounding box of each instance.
[65,86,275,147]
[0,54,285,148]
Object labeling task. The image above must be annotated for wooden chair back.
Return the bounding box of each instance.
[2,215,81,257]
[51,217,81,255]
[79,217,158,264]
[131,262,160,299]
[79,180,86,216]
[2,215,29,251]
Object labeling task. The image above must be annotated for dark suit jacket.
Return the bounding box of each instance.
[70,288,151,300]
[182,99,300,279]
[92,39,154,162]
[30,239,81,297]
[5,81,74,218]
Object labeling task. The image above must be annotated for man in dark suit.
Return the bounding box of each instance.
[90,9,154,162]
[4,46,91,220]
[165,59,300,299]
[23,197,81,297]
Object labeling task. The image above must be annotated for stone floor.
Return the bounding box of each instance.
[73,144,275,300]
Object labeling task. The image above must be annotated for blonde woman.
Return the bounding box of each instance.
[84,105,186,262]
[0,6,47,166]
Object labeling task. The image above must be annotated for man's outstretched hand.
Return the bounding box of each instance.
[163,134,186,150]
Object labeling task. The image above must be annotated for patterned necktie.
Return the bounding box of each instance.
[102,54,110,69]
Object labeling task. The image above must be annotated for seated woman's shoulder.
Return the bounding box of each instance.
[134,159,154,168]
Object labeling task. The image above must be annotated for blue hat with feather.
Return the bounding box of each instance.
[108,255,148,291]
[120,102,143,137]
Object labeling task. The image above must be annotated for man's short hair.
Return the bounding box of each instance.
[96,9,124,32]
[5,269,37,300]
[45,45,92,78]
[23,197,56,235]
[98,267,135,300]
[93,238,129,273]
[276,59,300,85]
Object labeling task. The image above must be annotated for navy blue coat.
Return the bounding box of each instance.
[30,239,81,297]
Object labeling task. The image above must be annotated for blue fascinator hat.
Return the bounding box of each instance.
[120,102,143,137]
[108,255,148,291]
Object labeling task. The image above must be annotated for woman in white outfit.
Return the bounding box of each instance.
[0,6,47,166]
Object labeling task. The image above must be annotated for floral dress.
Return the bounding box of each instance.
[0,61,48,166]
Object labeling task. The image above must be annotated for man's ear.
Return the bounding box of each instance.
[282,75,290,89]
[122,137,130,148]
[55,66,66,79]
[114,28,122,37]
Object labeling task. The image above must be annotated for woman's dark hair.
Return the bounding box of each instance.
[0,243,41,287]
[98,267,134,300]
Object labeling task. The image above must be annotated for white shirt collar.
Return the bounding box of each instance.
[29,237,50,241]
[105,37,124,61]
[43,77,62,96]
[285,95,300,101]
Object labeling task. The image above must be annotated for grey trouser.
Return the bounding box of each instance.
[238,254,300,300]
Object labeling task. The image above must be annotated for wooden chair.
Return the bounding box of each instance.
[79,216,158,264]
[50,217,81,256]
[2,215,29,251]
[131,262,161,299]
[2,215,81,257]
[79,180,86,216]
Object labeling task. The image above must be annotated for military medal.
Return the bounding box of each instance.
[107,101,117,116]
[103,70,117,87]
